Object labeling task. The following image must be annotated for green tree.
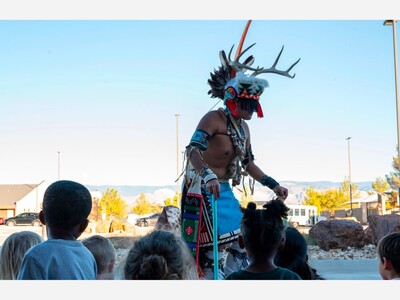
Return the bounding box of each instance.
[340,178,360,198]
[151,203,163,214]
[386,152,400,189]
[132,192,152,216]
[321,189,347,212]
[304,186,347,213]
[99,188,128,219]
[372,177,389,194]
[164,191,181,208]
[304,186,323,213]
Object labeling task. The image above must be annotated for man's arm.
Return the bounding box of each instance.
[245,160,288,200]
[186,111,221,199]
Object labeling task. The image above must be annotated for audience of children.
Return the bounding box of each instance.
[3,179,398,281]
[17,180,97,280]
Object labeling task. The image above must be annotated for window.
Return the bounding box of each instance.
[301,209,306,216]
[294,209,299,216]
[288,209,293,216]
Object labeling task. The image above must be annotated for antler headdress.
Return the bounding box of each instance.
[207,20,301,118]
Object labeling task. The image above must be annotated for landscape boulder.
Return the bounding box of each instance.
[309,219,367,250]
[367,214,400,245]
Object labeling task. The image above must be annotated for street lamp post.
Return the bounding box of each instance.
[384,20,400,206]
[57,151,60,180]
[346,137,353,216]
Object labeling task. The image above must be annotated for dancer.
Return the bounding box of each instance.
[180,20,300,278]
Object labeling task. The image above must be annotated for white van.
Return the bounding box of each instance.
[286,204,326,227]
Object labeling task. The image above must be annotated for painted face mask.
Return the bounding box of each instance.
[207,20,301,118]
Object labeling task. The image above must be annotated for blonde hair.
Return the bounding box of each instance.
[82,235,116,275]
[0,231,44,279]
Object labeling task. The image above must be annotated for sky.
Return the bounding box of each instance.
[1,0,400,297]
[1,1,400,190]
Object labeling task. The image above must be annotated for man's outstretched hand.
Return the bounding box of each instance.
[273,185,288,200]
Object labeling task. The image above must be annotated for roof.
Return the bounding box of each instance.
[344,193,378,204]
[0,184,41,208]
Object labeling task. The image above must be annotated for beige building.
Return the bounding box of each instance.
[0,181,48,219]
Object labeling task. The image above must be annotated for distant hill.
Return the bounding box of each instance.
[85,181,374,206]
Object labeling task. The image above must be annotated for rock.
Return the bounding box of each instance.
[155,205,181,236]
[309,220,366,250]
[367,214,400,245]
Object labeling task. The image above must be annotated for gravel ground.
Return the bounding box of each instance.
[113,242,379,265]
[307,244,378,260]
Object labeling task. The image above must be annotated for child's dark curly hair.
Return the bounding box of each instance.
[43,180,92,230]
[241,200,289,255]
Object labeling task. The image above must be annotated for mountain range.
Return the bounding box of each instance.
[85,180,375,206]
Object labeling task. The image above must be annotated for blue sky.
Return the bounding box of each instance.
[1,3,400,187]
[1,0,400,295]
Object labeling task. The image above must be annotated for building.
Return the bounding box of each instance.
[0,181,48,219]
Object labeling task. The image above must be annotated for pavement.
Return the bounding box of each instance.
[309,259,381,280]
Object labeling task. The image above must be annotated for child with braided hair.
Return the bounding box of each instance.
[225,200,301,280]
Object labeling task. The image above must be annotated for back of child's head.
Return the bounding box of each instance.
[377,231,400,274]
[82,235,116,277]
[241,200,289,255]
[124,229,186,280]
[43,180,92,230]
[274,226,315,279]
[0,231,44,279]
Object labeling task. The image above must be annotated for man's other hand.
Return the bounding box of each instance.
[273,185,288,200]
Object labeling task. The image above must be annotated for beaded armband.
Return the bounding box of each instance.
[259,175,279,189]
[189,129,210,151]
[199,167,218,184]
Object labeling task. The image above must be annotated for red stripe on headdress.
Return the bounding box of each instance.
[257,102,264,118]
[226,100,239,117]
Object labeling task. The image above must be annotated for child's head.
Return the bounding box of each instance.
[377,231,400,280]
[82,235,116,280]
[274,226,315,279]
[240,200,289,257]
[124,229,188,280]
[41,180,92,233]
[0,231,44,279]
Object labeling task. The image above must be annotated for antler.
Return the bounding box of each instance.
[250,46,301,79]
[227,43,260,73]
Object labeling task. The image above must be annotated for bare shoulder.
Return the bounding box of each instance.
[196,109,226,134]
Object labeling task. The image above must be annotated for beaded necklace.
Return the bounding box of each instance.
[221,108,247,186]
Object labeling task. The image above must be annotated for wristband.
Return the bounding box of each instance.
[259,175,279,189]
[199,167,218,184]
